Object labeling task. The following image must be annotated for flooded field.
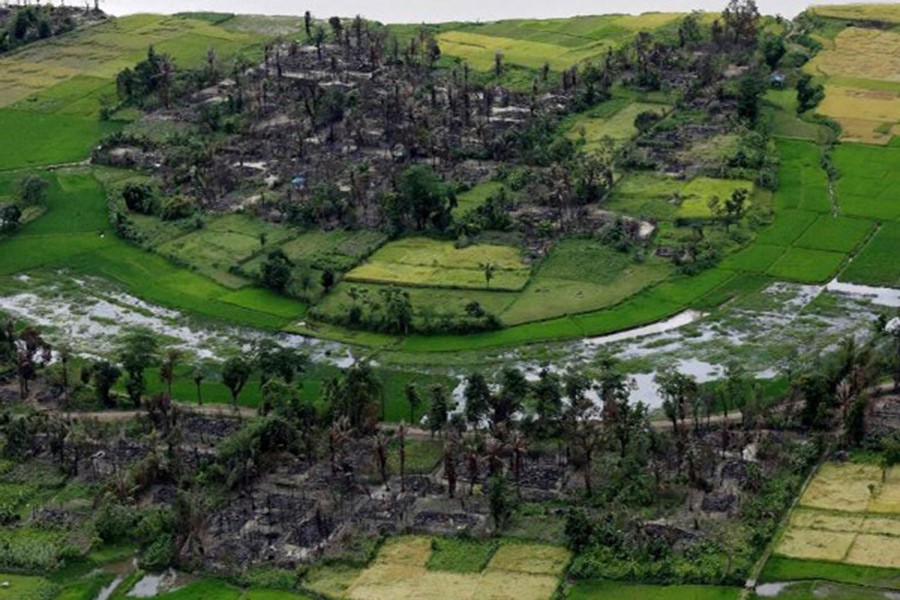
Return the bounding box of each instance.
[0,271,893,411]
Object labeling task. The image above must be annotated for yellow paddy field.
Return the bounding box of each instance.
[344,537,570,600]
[807,26,900,144]
[773,463,900,570]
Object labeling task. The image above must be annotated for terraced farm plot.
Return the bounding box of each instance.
[453,181,505,217]
[157,215,294,288]
[568,102,670,145]
[242,229,387,274]
[808,27,900,84]
[811,3,900,23]
[0,170,305,329]
[768,247,846,283]
[501,239,672,324]
[806,26,900,144]
[0,110,121,170]
[794,216,874,253]
[771,463,900,577]
[817,85,900,145]
[834,144,900,220]
[609,172,753,220]
[720,244,786,273]
[437,13,680,71]
[319,282,516,323]
[0,14,264,170]
[566,582,740,600]
[346,238,531,291]
[345,537,569,600]
[755,210,818,246]
[772,139,829,213]
[436,30,607,71]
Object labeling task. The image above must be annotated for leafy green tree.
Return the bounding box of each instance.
[92,361,121,408]
[159,348,181,397]
[261,250,292,293]
[0,203,21,233]
[736,70,767,125]
[491,367,528,427]
[15,174,48,206]
[118,329,159,407]
[321,269,335,292]
[796,73,825,112]
[427,383,450,437]
[255,340,307,387]
[761,33,786,69]
[378,286,413,334]
[222,356,252,407]
[122,182,156,214]
[385,165,454,231]
[325,362,383,430]
[722,0,760,47]
[533,369,563,440]
[487,475,515,531]
[464,372,492,428]
[192,367,204,406]
[405,382,422,424]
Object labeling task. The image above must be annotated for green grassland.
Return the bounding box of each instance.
[157,214,296,289]
[565,582,741,600]
[840,222,900,287]
[501,239,672,324]
[607,173,753,221]
[768,247,846,284]
[0,14,264,171]
[454,181,506,217]
[0,170,305,330]
[568,101,671,146]
[834,144,900,220]
[436,13,683,71]
[772,139,830,213]
[345,237,532,291]
[759,556,900,590]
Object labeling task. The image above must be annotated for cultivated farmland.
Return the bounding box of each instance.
[771,462,900,572]
[345,238,532,291]
[807,26,900,144]
[343,536,569,600]
[436,13,682,71]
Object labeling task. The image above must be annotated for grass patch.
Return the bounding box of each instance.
[720,244,786,273]
[426,537,498,573]
[454,181,505,217]
[767,247,845,283]
[0,109,121,170]
[568,101,669,145]
[565,581,741,600]
[834,144,900,220]
[794,216,875,253]
[0,572,57,600]
[346,237,530,291]
[759,556,900,589]
[841,223,900,287]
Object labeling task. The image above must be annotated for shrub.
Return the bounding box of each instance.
[160,195,195,221]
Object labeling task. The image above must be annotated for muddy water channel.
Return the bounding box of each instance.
[0,273,895,411]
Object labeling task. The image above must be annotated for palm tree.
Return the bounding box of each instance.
[372,431,389,485]
[328,416,353,476]
[192,367,204,406]
[59,344,71,414]
[398,422,407,492]
[160,348,181,398]
[481,262,495,289]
